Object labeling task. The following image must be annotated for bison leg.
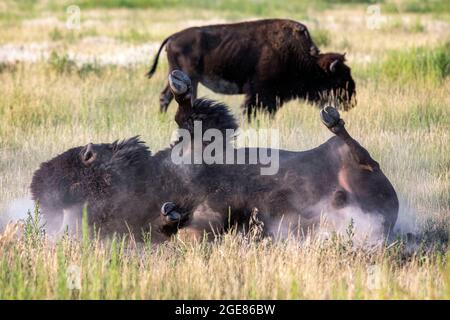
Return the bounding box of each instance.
[158,201,190,236]
[190,79,198,101]
[242,93,257,122]
[320,106,379,171]
[264,95,280,116]
[168,70,192,100]
[243,91,279,121]
[160,202,189,225]
[159,84,174,113]
[168,70,197,127]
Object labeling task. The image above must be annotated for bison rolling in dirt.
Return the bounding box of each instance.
[159,71,397,243]
[147,19,356,119]
[31,71,395,243]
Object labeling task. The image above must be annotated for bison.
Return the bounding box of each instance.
[31,71,395,243]
[147,19,356,119]
[158,71,396,242]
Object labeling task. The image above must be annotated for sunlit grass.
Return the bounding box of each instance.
[0,216,448,299]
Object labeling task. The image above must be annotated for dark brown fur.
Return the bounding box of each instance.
[147,19,356,118]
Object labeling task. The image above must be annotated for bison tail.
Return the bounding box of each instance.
[146,36,171,78]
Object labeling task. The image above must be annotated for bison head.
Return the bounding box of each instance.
[317,53,356,110]
[30,137,151,211]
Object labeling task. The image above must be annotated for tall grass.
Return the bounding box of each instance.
[384,0,450,14]
[379,43,450,83]
[357,43,450,84]
[75,0,329,14]
[0,215,448,299]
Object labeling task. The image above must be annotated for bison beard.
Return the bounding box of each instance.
[147,19,356,119]
[31,71,395,243]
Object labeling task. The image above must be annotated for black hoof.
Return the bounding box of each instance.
[168,70,191,95]
[161,202,182,222]
[320,106,341,128]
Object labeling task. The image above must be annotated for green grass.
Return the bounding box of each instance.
[0,212,448,299]
[384,0,450,14]
[380,43,450,82]
[75,0,329,14]
[357,42,450,84]
[311,29,331,47]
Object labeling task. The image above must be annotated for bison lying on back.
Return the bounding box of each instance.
[147,19,356,119]
[31,71,395,243]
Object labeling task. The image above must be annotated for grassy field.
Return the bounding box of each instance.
[0,0,449,299]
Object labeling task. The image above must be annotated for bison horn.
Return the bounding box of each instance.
[81,143,96,165]
[330,59,339,73]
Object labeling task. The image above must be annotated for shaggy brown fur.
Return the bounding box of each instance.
[147,19,356,118]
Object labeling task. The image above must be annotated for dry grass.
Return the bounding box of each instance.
[0,1,449,299]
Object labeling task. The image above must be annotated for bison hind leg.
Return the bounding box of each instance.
[320,105,379,172]
[320,105,342,129]
[159,84,173,113]
[168,70,192,96]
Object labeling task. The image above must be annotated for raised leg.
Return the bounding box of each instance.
[168,70,195,127]
[320,106,379,171]
[159,201,190,234]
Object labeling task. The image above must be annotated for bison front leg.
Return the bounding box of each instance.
[159,84,174,113]
[320,106,379,171]
[158,202,190,236]
[242,93,257,122]
[242,89,279,121]
[168,70,197,126]
[160,202,189,224]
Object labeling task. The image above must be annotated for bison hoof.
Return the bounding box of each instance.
[168,70,191,95]
[161,202,182,222]
[320,106,341,128]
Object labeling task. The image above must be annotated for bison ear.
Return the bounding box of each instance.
[329,59,339,73]
[81,143,97,165]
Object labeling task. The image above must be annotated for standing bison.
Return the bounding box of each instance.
[31,71,395,243]
[147,19,356,118]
